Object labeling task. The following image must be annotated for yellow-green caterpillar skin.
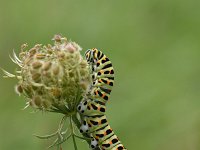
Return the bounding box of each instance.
[78,99,106,116]
[93,77,114,89]
[78,48,127,150]
[88,86,111,104]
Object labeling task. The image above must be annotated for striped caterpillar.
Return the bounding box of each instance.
[77,48,127,150]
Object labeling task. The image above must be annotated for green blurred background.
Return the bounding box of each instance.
[0,0,200,150]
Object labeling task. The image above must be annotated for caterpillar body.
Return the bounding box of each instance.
[77,48,127,150]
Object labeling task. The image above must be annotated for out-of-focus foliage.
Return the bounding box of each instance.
[0,0,200,150]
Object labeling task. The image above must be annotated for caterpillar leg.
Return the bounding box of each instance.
[79,118,89,133]
[77,99,88,114]
[90,138,99,149]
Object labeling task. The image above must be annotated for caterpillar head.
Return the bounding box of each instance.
[80,120,89,133]
[90,138,98,149]
[77,100,87,114]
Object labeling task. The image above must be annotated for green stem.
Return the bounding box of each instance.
[70,116,78,150]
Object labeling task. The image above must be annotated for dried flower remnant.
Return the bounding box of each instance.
[3,35,91,114]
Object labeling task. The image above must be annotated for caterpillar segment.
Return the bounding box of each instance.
[94,58,113,73]
[100,134,121,150]
[93,77,114,88]
[91,133,127,150]
[91,61,114,82]
[91,125,114,143]
[87,115,108,132]
[92,55,113,72]
[77,99,106,116]
[79,115,108,134]
[92,68,114,80]
[87,86,111,104]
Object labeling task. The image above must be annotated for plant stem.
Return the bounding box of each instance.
[70,115,78,150]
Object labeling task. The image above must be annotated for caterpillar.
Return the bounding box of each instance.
[77,48,127,150]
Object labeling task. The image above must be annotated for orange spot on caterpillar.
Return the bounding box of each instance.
[95,136,99,140]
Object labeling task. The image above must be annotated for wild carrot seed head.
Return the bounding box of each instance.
[12,35,91,112]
